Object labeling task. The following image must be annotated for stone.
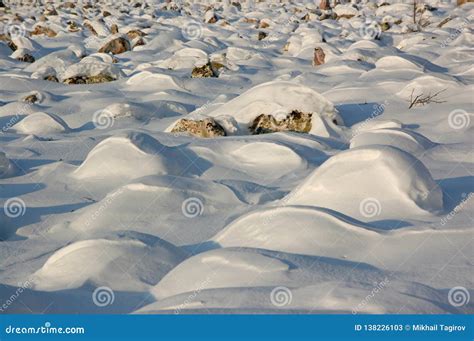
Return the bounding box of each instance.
[30,25,57,37]
[258,31,268,40]
[63,74,115,84]
[191,62,219,78]
[171,118,226,138]
[249,110,313,135]
[313,47,325,66]
[23,94,38,103]
[98,37,131,55]
[17,53,35,63]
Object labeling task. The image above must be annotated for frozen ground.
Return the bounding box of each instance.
[0,0,473,314]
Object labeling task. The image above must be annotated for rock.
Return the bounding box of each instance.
[381,22,390,32]
[249,110,313,135]
[17,53,35,63]
[313,47,325,66]
[30,25,57,37]
[126,29,146,40]
[98,37,130,55]
[44,75,59,82]
[103,10,111,17]
[110,24,119,34]
[205,10,218,23]
[23,94,39,103]
[191,62,220,78]
[67,21,80,32]
[44,7,58,16]
[171,118,226,138]
[259,20,270,29]
[320,0,330,10]
[84,22,98,36]
[63,74,115,84]
[258,31,268,40]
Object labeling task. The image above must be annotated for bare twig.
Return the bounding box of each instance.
[408,88,447,109]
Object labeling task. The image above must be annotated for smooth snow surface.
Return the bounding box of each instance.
[0,0,472,315]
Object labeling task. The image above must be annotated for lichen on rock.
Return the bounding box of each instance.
[249,110,313,135]
[171,118,226,138]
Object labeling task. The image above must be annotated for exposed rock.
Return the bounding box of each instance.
[59,2,75,9]
[30,25,57,37]
[44,7,58,16]
[319,0,331,10]
[63,74,115,84]
[110,24,119,34]
[84,21,98,36]
[23,94,38,103]
[312,47,325,66]
[44,75,59,82]
[258,31,268,40]
[103,10,111,17]
[259,20,270,29]
[191,61,221,78]
[17,53,35,63]
[67,21,80,32]
[381,22,390,32]
[126,29,146,40]
[205,10,218,23]
[249,110,313,135]
[171,118,226,138]
[98,37,130,55]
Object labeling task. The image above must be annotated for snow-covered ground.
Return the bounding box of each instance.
[0,0,473,314]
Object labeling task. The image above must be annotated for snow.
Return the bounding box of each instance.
[0,0,472,315]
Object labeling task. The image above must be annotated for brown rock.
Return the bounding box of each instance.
[23,94,38,103]
[44,75,59,82]
[63,74,116,84]
[103,11,111,17]
[259,21,270,29]
[84,22,97,36]
[191,62,218,78]
[126,29,145,40]
[98,37,131,55]
[258,31,268,41]
[249,110,313,135]
[17,54,35,63]
[110,24,119,34]
[312,47,325,66]
[319,0,331,10]
[171,118,226,138]
[30,25,57,37]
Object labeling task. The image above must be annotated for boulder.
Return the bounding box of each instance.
[171,118,226,138]
[98,37,130,55]
[249,110,313,134]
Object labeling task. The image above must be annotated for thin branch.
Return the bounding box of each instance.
[408,88,447,109]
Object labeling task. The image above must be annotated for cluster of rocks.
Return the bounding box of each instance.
[191,61,224,78]
[171,118,226,138]
[249,111,313,135]
[170,110,316,138]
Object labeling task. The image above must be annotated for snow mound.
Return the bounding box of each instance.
[151,247,387,301]
[285,146,443,219]
[174,81,342,135]
[0,152,17,178]
[65,176,246,244]
[375,56,422,70]
[61,59,125,82]
[13,112,69,135]
[31,231,187,292]
[213,206,379,256]
[73,132,183,181]
[350,128,435,155]
[125,71,183,91]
